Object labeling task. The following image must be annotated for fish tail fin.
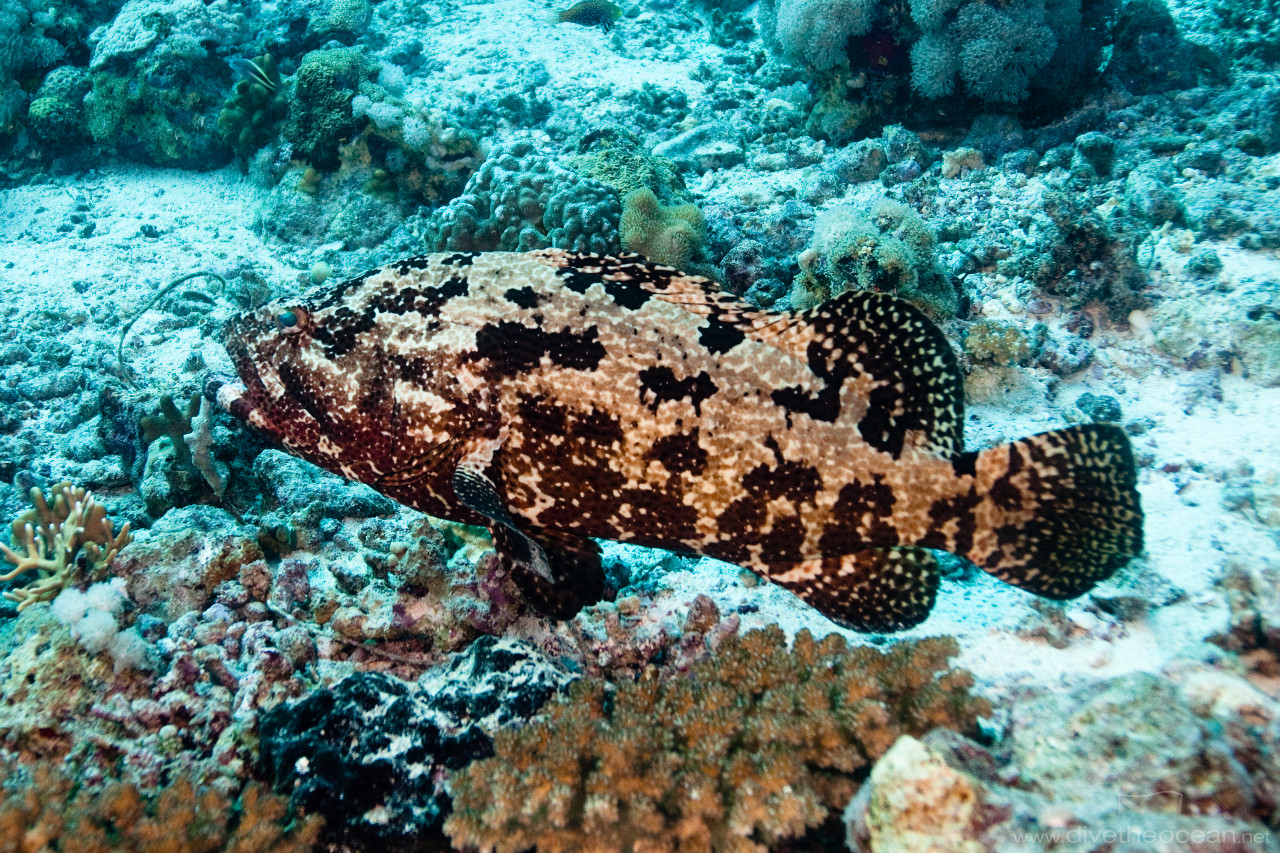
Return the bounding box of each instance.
[964,424,1144,599]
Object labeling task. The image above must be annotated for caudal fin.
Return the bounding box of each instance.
[966,424,1143,599]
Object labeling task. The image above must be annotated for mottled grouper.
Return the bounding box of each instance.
[218,249,1143,632]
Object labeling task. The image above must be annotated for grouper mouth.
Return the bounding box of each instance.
[215,314,307,448]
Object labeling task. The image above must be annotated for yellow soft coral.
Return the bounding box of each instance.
[0,482,131,611]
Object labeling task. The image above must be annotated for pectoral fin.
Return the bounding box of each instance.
[762,547,940,633]
[451,464,606,620]
[452,464,555,583]
[491,525,606,620]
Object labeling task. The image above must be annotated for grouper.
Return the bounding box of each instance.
[217,250,1143,632]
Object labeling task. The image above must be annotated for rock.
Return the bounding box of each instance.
[651,123,744,173]
[1009,673,1255,817]
[1075,392,1123,423]
[254,449,396,519]
[115,513,262,620]
[846,713,1271,853]
[826,139,887,184]
[258,636,573,850]
[1125,164,1184,225]
[853,735,984,853]
[1074,131,1116,176]
[1185,247,1224,276]
[720,239,768,296]
[418,634,576,729]
[17,367,85,401]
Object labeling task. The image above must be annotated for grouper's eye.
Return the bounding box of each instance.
[275,308,307,334]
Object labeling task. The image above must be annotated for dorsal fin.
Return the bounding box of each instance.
[773,289,965,460]
[529,249,790,341]
[616,260,965,461]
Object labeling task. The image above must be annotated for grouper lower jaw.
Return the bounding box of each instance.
[220,249,1144,633]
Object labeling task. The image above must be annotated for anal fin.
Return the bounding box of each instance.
[762,547,940,633]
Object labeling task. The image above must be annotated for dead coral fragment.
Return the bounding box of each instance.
[0,483,132,611]
[445,625,988,853]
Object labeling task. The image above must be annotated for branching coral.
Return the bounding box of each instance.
[0,483,131,611]
[445,625,988,853]
[0,757,321,852]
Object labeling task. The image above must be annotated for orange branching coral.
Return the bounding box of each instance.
[0,482,132,610]
[445,625,989,853]
[0,757,322,853]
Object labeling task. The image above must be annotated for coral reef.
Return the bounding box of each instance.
[4,0,1280,850]
[445,625,988,852]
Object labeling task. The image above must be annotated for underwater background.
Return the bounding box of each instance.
[0,0,1279,848]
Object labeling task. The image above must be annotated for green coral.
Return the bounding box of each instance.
[314,0,372,35]
[963,319,1032,365]
[790,198,957,319]
[620,187,706,269]
[445,625,989,853]
[281,48,379,171]
[421,140,620,254]
[25,66,91,151]
[566,127,687,205]
[84,68,220,167]
[217,54,287,160]
[26,97,85,147]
